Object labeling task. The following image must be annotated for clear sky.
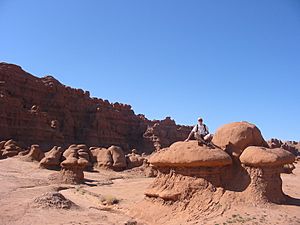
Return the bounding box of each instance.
[1,0,300,140]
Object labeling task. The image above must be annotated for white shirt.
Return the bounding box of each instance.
[192,123,209,135]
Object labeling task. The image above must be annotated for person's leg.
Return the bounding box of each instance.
[204,134,217,148]
[194,133,205,146]
[204,134,213,142]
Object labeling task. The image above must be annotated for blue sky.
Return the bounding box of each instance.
[1,0,300,140]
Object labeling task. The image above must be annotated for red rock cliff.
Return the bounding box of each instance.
[0,63,192,153]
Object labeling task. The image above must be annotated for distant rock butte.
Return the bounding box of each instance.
[0,62,192,153]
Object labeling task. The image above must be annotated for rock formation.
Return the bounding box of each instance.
[39,146,63,169]
[268,138,300,156]
[21,144,45,162]
[142,122,296,220]
[146,141,232,203]
[126,149,145,169]
[58,153,89,184]
[0,139,23,158]
[63,144,92,170]
[93,145,127,171]
[108,145,127,170]
[212,121,268,157]
[240,146,295,203]
[0,62,191,153]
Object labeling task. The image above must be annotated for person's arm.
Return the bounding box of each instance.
[185,125,196,142]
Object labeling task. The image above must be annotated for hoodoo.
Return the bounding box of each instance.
[141,122,296,221]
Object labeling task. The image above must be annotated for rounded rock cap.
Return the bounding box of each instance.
[149,141,232,168]
[240,146,295,167]
[212,121,267,156]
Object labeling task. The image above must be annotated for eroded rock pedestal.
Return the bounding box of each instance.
[53,144,90,184]
[240,146,295,204]
[145,141,232,213]
[142,122,296,220]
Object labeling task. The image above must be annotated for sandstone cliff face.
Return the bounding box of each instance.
[0,63,191,153]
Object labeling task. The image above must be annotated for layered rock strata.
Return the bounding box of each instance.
[0,63,191,153]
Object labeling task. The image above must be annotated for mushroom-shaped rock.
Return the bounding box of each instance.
[239,146,295,204]
[240,146,295,167]
[212,121,267,157]
[39,146,63,169]
[58,154,89,184]
[145,141,232,204]
[149,141,232,168]
[22,145,45,162]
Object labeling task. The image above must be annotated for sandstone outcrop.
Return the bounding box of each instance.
[39,146,63,169]
[268,138,300,156]
[126,149,145,169]
[268,138,282,149]
[0,140,23,158]
[143,122,296,219]
[94,145,127,171]
[212,121,268,157]
[0,63,191,153]
[146,141,232,204]
[108,145,127,170]
[58,153,89,184]
[63,144,92,170]
[22,144,45,162]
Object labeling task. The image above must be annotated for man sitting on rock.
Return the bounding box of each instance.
[185,117,213,146]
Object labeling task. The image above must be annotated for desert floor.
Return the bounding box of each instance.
[0,158,299,225]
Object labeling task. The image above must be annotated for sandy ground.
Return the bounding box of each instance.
[0,158,299,225]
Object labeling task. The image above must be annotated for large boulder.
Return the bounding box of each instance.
[95,145,126,171]
[96,148,113,168]
[108,145,127,170]
[212,121,268,157]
